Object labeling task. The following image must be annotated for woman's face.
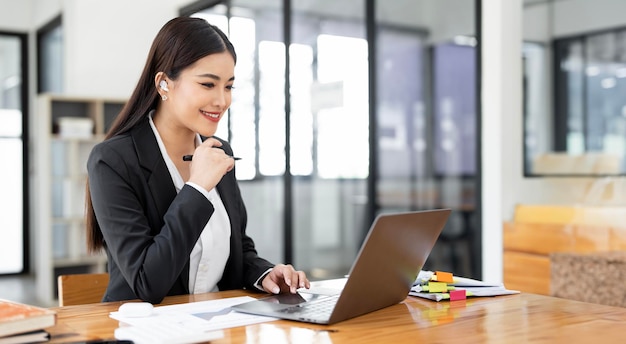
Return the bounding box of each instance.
[163,51,235,138]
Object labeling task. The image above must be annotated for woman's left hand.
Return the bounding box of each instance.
[261,264,310,294]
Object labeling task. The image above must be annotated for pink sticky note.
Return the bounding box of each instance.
[449,289,466,301]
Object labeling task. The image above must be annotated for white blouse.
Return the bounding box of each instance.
[149,113,231,294]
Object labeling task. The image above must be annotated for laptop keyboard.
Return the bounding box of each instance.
[278,295,340,320]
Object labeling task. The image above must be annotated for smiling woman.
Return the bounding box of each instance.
[84,16,310,304]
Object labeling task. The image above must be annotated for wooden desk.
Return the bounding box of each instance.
[47,290,626,343]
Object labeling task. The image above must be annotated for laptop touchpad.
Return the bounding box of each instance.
[261,293,309,305]
[238,292,330,312]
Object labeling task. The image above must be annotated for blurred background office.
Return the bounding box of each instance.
[2,0,626,307]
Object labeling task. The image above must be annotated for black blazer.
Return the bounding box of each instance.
[87,117,273,304]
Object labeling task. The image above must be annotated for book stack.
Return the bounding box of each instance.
[0,299,56,343]
[410,270,520,302]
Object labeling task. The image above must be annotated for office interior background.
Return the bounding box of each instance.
[2,0,626,306]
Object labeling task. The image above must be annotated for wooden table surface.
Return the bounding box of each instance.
[46,290,626,343]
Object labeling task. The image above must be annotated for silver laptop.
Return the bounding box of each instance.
[232,209,451,325]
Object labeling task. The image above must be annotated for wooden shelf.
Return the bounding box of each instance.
[33,93,125,305]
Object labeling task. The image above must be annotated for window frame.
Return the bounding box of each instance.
[0,29,29,275]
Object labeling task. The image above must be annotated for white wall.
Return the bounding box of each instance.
[481,0,522,283]
[553,0,626,38]
[523,2,550,42]
[1,0,198,98]
[378,0,476,44]
[0,0,64,42]
[377,1,426,29]
[524,0,626,41]
[32,0,62,28]
[0,0,33,31]
[423,0,475,43]
[62,0,194,98]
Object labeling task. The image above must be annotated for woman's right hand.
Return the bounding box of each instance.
[188,138,235,191]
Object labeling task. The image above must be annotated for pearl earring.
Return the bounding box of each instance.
[161,94,167,101]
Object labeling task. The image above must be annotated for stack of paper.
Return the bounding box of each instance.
[109,296,276,344]
[410,270,520,301]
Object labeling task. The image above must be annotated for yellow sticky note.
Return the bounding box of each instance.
[428,281,448,293]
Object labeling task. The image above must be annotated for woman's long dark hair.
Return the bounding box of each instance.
[86,16,237,253]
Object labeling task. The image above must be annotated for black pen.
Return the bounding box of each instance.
[183,154,241,161]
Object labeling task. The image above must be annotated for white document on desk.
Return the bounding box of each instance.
[411,271,520,301]
[415,270,503,287]
[409,285,520,301]
[110,296,277,331]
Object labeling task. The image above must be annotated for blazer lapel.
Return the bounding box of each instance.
[131,118,177,218]
[131,118,191,293]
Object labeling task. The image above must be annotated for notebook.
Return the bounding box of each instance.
[232,209,451,325]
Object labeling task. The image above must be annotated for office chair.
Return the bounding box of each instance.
[57,273,109,306]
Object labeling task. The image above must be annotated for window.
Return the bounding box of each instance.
[0,31,27,274]
[530,27,626,175]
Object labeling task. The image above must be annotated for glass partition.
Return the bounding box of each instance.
[290,0,368,278]
[192,1,287,265]
[376,0,478,277]
[188,0,480,280]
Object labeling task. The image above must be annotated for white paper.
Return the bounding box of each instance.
[411,271,520,301]
[411,285,519,297]
[415,270,503,287]
[409,291,448,301]
[110,296,277,333]
[298,277,347,296]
